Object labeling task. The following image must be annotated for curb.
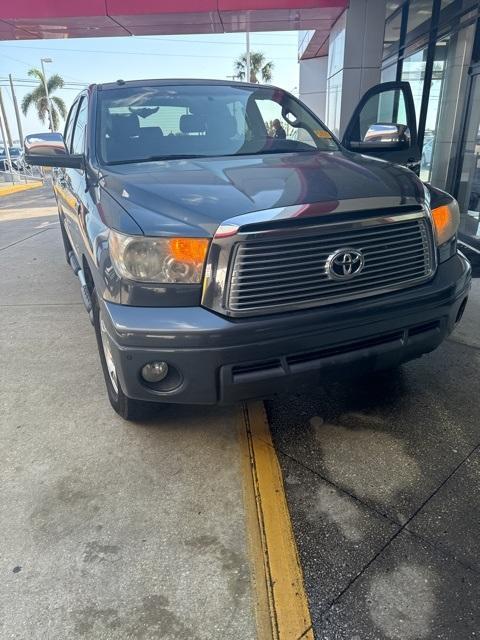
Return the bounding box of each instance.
[239,400,313,640]
[0,181,43,197]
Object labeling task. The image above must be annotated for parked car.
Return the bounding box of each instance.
[24,79,471,419]
[0,146,24,171]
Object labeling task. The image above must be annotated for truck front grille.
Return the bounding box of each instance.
[226,217,434,315]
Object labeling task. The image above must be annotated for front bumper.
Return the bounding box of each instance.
[101,253,471,405]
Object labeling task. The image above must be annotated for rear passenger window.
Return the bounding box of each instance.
[108,106,188,136]
[139,107,188,135]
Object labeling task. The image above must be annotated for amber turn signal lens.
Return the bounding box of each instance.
[431,201,460,246]
[168,238,209,264]
[432,205,450,235]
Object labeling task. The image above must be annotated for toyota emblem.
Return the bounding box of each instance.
[326,248,365,280]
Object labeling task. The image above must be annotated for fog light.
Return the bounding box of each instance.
[141,361,169,383]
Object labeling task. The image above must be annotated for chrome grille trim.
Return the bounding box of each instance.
[201,203,437,318]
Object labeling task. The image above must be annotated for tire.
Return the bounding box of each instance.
[92,290,153,421]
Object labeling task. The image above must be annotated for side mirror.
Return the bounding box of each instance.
[24,132,84,169]
[347,123,410,151]
[363,123,410,144]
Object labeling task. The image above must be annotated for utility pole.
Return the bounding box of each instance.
[0,88,12,147]
[9,74,24,144]
[0,105,15,182]
[40,57,54,131]
[246,30,251,83]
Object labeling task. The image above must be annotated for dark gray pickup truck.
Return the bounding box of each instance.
[24,79,471,419]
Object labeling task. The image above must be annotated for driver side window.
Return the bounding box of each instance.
[71,97,88,155]
[64,100,79,153]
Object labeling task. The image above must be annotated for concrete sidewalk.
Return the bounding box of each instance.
[0,189,257,639]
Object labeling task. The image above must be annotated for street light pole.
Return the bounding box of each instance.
[40,57,54,131]
[246,30,251,83]
[0,88,12,147]
[9,74,24,144]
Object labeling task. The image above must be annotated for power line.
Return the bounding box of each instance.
[0,77,86,86]
[0,84,82,91]
[0,43,295,61]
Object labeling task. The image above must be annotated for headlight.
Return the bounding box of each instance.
[109,230,209,283]
[431,199,460,246]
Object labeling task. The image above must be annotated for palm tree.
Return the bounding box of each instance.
[21,68,67,131]
[234,52,274,83]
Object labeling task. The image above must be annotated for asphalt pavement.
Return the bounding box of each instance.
[267,277,480,638]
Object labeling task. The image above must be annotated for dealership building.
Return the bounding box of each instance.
[298,0,480,256]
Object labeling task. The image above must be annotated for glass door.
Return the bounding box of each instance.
[457,68,480,253]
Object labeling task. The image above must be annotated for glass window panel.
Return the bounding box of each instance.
[386,1,404,18]
[381,64,398,83]
[401,48,428,128]
[427,23,475,191]
[419,39,449,181]
[406,0,433,37]
[383,11,403,57]
[457,74,480,242]
[326,70,343,136]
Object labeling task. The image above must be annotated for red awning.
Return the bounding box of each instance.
[0,0,346,41]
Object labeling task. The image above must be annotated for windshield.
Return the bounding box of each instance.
[97,83,338,165]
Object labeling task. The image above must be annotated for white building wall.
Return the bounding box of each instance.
[298,57,328,121]
[299,0,386,137]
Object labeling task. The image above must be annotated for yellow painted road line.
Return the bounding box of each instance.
[239,400,314,640]
[0,181,42,197]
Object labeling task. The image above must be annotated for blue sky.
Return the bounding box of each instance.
[0,31,300,142]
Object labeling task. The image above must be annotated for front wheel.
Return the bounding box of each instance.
[92,291,153,421]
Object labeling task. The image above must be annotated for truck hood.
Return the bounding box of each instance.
[101,150,425,237]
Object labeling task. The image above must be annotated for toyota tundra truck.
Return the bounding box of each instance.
[24,79,471,419]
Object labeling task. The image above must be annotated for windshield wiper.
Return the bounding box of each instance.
[108,154,208,165]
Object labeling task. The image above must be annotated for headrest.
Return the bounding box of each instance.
[180,114,205,134]
[139,126,164,138]
[108,113,140,138]
[206,112,237,139]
